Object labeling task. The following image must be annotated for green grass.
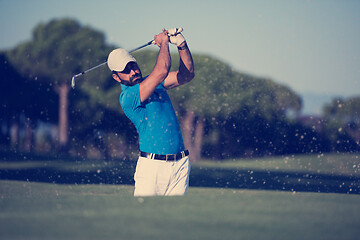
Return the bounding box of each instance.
[0,152,359,239]
[196,153,360,176]
[0,180,359,240]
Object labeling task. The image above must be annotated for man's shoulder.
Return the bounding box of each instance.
[120,84,137,98]
[120,84,141,109]
[121,84,139,94]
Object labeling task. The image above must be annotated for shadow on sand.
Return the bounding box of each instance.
[1,156,359,195]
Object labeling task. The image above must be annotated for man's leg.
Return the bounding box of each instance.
[133,157,157,196]
[134,157,172,196]
[165,156,191,196]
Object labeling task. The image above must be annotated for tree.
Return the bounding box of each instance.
[7,18,114,151]
[4,18,304,159]
[0,52,58,151]
[322,96,360,151]
[0,52,26,148]
[167,54,302,160]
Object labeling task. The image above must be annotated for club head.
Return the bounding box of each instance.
[71,76,76,89]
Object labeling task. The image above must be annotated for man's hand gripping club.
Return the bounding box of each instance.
[167,27,185,47]
[152,27,185,47]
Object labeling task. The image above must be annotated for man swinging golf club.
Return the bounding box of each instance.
[107,28,195,196]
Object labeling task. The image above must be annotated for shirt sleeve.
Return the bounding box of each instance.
[119,84,142,111]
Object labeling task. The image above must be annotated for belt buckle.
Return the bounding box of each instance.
[165,154,174,161]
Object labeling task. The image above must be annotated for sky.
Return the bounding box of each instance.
[0,0,359,113]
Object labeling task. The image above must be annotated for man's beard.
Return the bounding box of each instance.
[121,73,142,86]
[130,73,142,82]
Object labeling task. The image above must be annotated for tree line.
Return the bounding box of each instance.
[0,18,359,161]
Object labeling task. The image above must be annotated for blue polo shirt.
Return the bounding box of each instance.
[119,80,185,155]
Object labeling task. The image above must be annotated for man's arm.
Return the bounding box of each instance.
[139,30,171,103]
[164,34,195,90]
[164,42,195,90]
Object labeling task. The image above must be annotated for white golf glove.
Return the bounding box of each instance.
[168,27,185,47]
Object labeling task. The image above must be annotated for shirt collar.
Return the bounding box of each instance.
[120,83,129,91]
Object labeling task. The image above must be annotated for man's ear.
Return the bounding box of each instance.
[112,73,121,83]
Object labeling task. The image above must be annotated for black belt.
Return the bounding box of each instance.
[140,150,189,161]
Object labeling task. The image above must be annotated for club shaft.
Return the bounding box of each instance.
[129,40,154,53]
[71,28,183,86]
[71,28,184,89]
[73,62,107,78]
[73,40,153,78]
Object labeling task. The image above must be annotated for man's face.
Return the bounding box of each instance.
[113,61,143,86]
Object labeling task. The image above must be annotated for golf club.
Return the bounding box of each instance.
[71,27,183,89]
[71,40,153,89]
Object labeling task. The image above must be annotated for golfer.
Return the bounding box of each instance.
[107,28,195,196]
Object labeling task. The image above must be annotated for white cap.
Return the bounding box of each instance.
[107,48,136,72]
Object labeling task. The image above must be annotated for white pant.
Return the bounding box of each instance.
[133,156,190,197]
